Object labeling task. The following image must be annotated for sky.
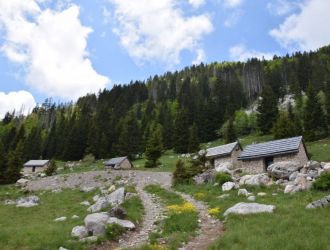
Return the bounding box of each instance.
[0,0,330,117]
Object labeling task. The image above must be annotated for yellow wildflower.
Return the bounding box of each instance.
[208,207,220,217]
[167,202,197,214]
[194,192,206,200]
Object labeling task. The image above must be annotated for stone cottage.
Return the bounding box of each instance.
[104,156,133,169]
[206,141,242,167]
[23,160,50,173]
[238,136,309,174]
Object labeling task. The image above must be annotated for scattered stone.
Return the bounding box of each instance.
[108,185,116,193]
[4,199,16,205]
[71,225,88,239]
[193,169,215,184]
[16,196,40,207]
[224,202,275,216]
[54,216,67,222]
[267,161,303,180]
[304,160,321,170]
[107,187,125,206]
[80,201,90,206]
[79,236,98,243]
[59,247,68,250]
[88,197,108,213]
[218,194,230,199]
[323,163,330,173]
[107,217,135,230]
[284,174,310,194]
[222,182,236,191]
[72,215,80,219]
[306,195,330,209]
[93,195,100,202]
[238,189,250,197]
[289,171,298,181]
[239,174,270,186]
[52,188,62,193]
[109,207,127,219]
[80,186,96,193]
[215,162,233,174]
[247,196,256,201]
[16,178,29,187]
[125,192,137,200]
[307,169,319,179]
[272,193,278,196]
[84,212,109,236]
[257,192,267,196]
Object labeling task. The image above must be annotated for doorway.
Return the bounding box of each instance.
[264,156,274,171]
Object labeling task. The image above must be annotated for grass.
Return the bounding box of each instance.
[0,185,97,250]
[121,195,144,224]
[143,185,198,250]
[306,137,330,162]
[174,183,330,250]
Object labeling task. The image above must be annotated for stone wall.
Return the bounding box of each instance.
[23,167,46,174]
[119,159,132,169]
[213,144,242,168]
[273,142,308,166]
[240,158,265,174]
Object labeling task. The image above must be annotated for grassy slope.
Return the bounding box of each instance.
[174,184,330,250]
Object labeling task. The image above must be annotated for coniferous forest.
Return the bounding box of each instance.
[1,45,330,184]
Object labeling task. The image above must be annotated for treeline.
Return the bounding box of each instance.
[1,45,330,183]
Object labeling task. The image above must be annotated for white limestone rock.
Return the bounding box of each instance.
[224,202,275,216]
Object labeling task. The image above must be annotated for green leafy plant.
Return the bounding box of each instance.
[105,223,126,241]
[214,173,232,185]
[313,172,330,191]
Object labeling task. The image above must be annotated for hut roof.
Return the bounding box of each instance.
[104,156,128,166]
[24,160,49,167]
[206,141,241,158]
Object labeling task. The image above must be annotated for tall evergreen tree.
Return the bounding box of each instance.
[188,123,200,153]
[173,108,190,153]
[272,112,295,139]
[6,140,24,183]
[224,117,237,143]
[0,141,7,184]
[257,85,278,134]
[144,125,163,168]
[325,80,330,128]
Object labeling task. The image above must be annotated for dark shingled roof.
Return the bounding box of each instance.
[206,141,240,158]
[24,160,49,167]
[238,136,304,160]
[104,156,128,166]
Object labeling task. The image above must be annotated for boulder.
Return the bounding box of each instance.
[107,217,135,230]
[87,197,108,213]
[247,196,256,201]
[284,174,310,194]
[84,212,109,236]
[109,207,127,219]
[222,182,236,192]
[80,186,96,193]
[239,174,270,186]
[218,194,230,199]
[289,171,298,181]
[4,199,16,205]
[54,217,67,222]
[307,169,319,179]
[71,225,88,239]
[108,185,116,193]
[16,178,29,187]
[323,163,330,173]
[107,187,125,206]
[238,189,251,197]
[72,215,80,219]
[267,161,303,180]
[16,196,40,207]
[79,236,98,243]
[93,195,100,202]
[80,201,91,206]
[306,195,330,209]
[215,162,233,174]
[224,202,275,216]
[257,192,267,196]
[304,160,321,170]
[59,247,68,250]
[193,169,215,184]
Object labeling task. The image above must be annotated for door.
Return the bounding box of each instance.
[264,156,274,171]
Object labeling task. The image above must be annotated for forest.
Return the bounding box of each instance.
[1,45,330,184]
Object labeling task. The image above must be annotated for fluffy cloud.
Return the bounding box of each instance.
[224,10,242,27]
[267,0,300,16]
[270,0,330,51]
[223,0,244,8]
[110,0,213,65]
[189,0,205,8]
[0,91,36,118]
[229,44,275,61]
[192,49,206,65]
[0,0,109,100]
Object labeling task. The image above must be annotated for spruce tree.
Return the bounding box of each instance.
[325,80,330,128]
[144,125,163,168]
[0,141,7,184]
[257,85,278,134]
[6,140,24,183]
[272,112,294,139]
[224,117,237,143]
[173,108,190,153]
[188,123,200,153]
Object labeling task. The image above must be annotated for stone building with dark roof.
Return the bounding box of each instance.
[104,156,133,169]
[23,160,50,173]
[238,136,309,174]
[206,141,242,167]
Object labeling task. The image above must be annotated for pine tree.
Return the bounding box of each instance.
[272,112,293,139]
[188,123,200,153]
[173,108,190,153]
[224,117,237,143]
[257,85,278,134]
[0,141,7,184]
[6,140,24,183]
[303,84,327,140]
[144,125,163,168]
[325,80,330,128]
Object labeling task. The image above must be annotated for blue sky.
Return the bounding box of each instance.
[0,0,330,117]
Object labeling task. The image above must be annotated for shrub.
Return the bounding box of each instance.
[82,153,95,162]
[105,223,126,241]
[214,172,232,185]
[313,172,330,191]
[208,207,221,217]
[45,160,57,176]
[173,160,191,185]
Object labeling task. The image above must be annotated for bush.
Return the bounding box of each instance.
[105,223,126,241]
[173,160,192,185]
[313,172,330,191]
[82,153,95,162]
[45,160,57,176]
[214,173,232,185]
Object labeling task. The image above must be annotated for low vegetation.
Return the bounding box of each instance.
[312,172,330,191]
[214,172,232,185]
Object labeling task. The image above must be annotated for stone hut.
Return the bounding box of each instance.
[105,156,133,169]
[206,141,242,167]
[23,160,50,173]
[238,136,309,174]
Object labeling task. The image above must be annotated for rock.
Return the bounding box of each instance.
[239,174,270,186]
[289,171,298,181]
[306,195,330,209]
[71,225,88,239]
[80,186,96,192]
[257,192,267,196]
[59,247,68,250]
[80,201,91,206]
[125,192,137,200]
[54,216,67,222]
[72,215,80,219]
[87,197,108,213]
[193,169,215,184]
[247,196,256,201]
[107,217,135,230]
[222,182,236,191]
[215,162,233,174]
[107,187,125,206]
[16,196,40,207]
[267,161,303,180]
[224,202,275,216]
[108,185,116,193]
[79,236,98,243]
[109,207,127,219]
[307,176,313,181]
[284,174,310,194]
[93,195,100,202]
[307,169,319,179]
[16,178,29,186]
[304,160,321,170]
[4,199,16,205]
[238,189,250,197]
[52,188,62,193]
[218,194,230,199]
[284,184,295,194]
[323,163,330,172]
[84,212,109,236]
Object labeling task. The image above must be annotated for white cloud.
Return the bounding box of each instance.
[0,91,36,118]
[270,0,330,51]
[229,44,275,61]
[223,0,244,8]
[267,0,300,16]
[110,0,213,66]
[189,0,205,8]
[0,0,109,100]
[192,49,206,65]
[224,10,242,27]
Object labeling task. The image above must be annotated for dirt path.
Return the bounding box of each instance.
[177,192,224,250]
